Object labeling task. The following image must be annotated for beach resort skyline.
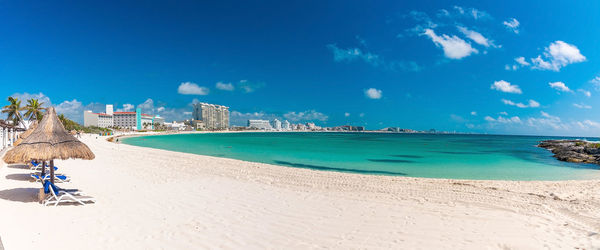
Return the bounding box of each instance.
[2,2,600,249]
[0,1,599,136]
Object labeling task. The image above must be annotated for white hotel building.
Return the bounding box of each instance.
[247,119,272,130]
[192,102,229,130]
[84,104,164,130]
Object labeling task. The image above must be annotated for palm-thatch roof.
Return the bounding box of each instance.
[3,107,95,164]
[13,120,38,146]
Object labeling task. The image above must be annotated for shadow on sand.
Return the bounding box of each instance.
[7,164,29,170]
[273,160,406,176]
[5,174,32,182]
[0,188,39,203]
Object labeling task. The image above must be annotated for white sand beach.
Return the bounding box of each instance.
[0,134,599,249]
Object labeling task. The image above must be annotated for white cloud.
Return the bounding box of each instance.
[540,111,554,118]
[283,110,328,122]
[590,76,600,89]
[457,26,496,48]
[573,103,592,109]
[548,81,572,92]
[506,57,529,71]
[328,45,381,66]
[467,7,489,20]
[529,41,586,71]
[11,92,51,107]
[580,120,600,129]
[407,10,438,33]
[504,64,518,71]
[470,111,477,116]
[359,113,365,118]
[116,103,134,112]
[503,116,522,123]
[527,100,540,108]
[344,112,350,117]
[364,88,382,99]
[578,89,591,97]
[515,57,529,66]
[178,82,209,95]
[55,99,84,122]
[237,80,265,93]
[231,111,265,119]
[502,99,539,108]
[327,44,420,72]
[423,29,478,59]
[439,6,490,20]
[503,18,520,34]
[491,80,522,94]
[499,111,508,115]
[137,98,154,114]
[485,115,521,124]
[528,111,567,130]
[216,82,235,91]
[150,106,190,122]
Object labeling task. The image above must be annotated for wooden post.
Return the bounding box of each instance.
[40,160,46,177]
[49,160,55,185]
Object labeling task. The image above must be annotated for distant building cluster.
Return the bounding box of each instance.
[192,102,229,130]
[245,119,365,132]
[84,104,164,130]
[82,101,455,134]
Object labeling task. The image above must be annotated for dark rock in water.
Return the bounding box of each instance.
[538,140,600,165]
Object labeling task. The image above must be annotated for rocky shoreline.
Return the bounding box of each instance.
[538,140,600,165]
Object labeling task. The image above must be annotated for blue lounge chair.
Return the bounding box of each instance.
[30,174,70,183]
[42,181,95,206]
[30,161,58,171]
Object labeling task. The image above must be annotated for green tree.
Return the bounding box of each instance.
[23,98,45,122]
[2,97,26,127]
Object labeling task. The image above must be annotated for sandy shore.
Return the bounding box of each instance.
[0,134,599,249]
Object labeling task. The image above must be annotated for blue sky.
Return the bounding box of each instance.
[1,1,599,136]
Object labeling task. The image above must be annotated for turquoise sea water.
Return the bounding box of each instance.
[122,132,600,181]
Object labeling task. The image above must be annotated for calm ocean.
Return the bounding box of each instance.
[122,132,600,181]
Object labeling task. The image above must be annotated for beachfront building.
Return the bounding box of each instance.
[191,120,206,130]
[272,119,282,131]
[113,112,137,129]
[192,102,229,130]
[0,120,21,149]
[282,120,291,131]
[165,121,186,131]
[84,105,163,130]
[248,119,272,130]
[295,123,307,131]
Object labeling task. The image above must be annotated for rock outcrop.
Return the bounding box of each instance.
[538,140,600,164]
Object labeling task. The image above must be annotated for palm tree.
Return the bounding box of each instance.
[23,98,45,122]
[58,114,66,125]
[2,96,26,127]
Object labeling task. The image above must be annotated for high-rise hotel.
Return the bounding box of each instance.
[192,102,230,130]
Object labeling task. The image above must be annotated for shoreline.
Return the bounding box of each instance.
[1,134,599,248]
[116,132,600,182]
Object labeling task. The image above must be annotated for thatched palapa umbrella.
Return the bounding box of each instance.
[3,107,95,184]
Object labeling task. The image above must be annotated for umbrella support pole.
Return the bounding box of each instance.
[49,160,54,185]
[40,160,45,177]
